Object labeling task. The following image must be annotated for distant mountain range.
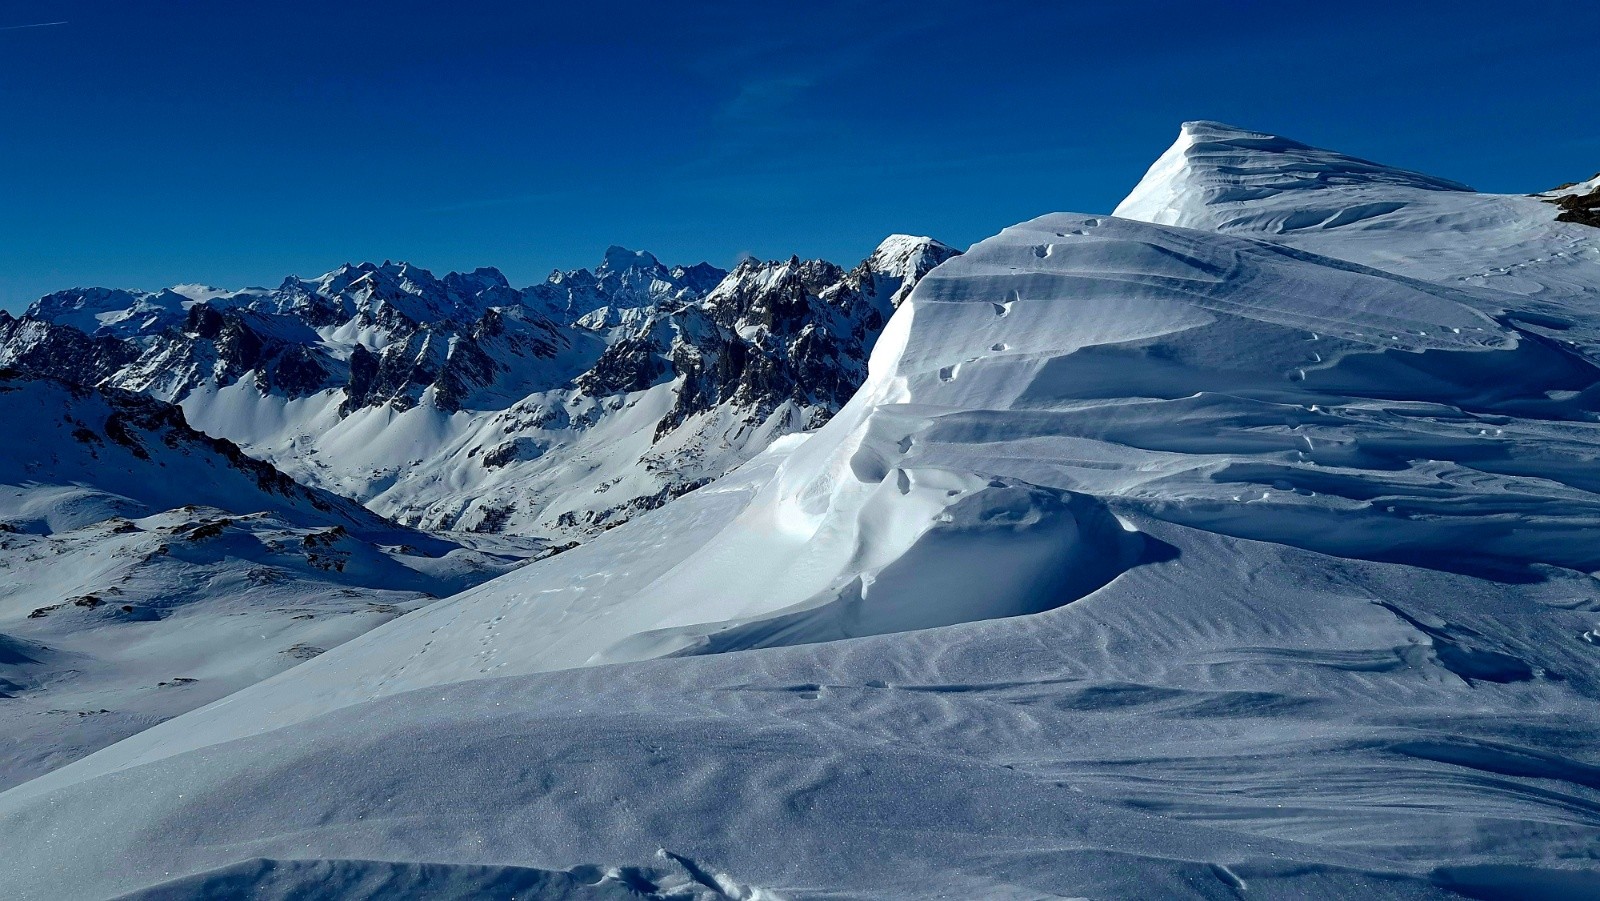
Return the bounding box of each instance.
[2,236,958,539]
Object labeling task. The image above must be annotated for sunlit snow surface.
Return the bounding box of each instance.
[5,124,1600,899]
[0,374,517,790]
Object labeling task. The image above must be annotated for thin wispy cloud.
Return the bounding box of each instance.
[720,75,816,123]
[0,21,67,32]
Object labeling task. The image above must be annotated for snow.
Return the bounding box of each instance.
[26,287,191,339]
[1541,172,1600,199]
[1114,120,1473,231]
[3,123,1600,899]
[1115,120,1600,366]
[0,373,518,789]
[597,245,663,274]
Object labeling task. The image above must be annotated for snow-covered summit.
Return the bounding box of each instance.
[859,234,962,308]
[595,245,662,274]
[867,234,956,270]
[1116,121,1600,368]
[1115,120,1472,230]
[1540,172,1600,199]
[26,287,191,340]
[530,245,722,323]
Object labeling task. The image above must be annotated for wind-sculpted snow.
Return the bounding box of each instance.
[4,126,1600,898]
[1117,121,1600,367]
[1115,120,1473,232]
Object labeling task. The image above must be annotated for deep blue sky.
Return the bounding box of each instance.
[3,1,1598,310]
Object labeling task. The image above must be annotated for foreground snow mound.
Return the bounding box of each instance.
[112,852,782,901]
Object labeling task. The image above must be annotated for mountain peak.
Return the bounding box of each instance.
[867,234,958,274]
[1115,121,1473,230]
[597,246,662,273]
[25,287,189,339]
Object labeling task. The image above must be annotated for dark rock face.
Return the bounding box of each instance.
[179,304,336,398]
[481,437,546,469]
[566,254,874,444]
[644,239,960,440]
[342,344,383,414]
[339,306,577,415]
[670,262,730,296]
[577,332,671,396]
[0,314,138,387]
[1553,183,1600,228]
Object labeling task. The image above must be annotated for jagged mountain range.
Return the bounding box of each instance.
[1,236,958,539]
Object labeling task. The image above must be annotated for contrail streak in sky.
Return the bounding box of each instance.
[0,21,67,32]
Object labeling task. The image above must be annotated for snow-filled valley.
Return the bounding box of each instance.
[3,122,1600,899]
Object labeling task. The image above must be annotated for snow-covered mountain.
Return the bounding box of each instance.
[4,123,1599,900]
[1541,171,1600,227]
[2,237,958,540]
[0,370,518,789]
[1115,120,1600,364]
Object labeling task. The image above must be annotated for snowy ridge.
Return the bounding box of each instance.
[1541,172,1600,199]
[1114,120,1472,231]
[26,287,192,340]
[0,370,414,539]
[3,125,1600,899]
[1116,121,1600,368]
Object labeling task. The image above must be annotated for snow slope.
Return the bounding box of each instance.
[0,372,516,788]
[1115,120,1600,358]
[3,126,1600,899]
